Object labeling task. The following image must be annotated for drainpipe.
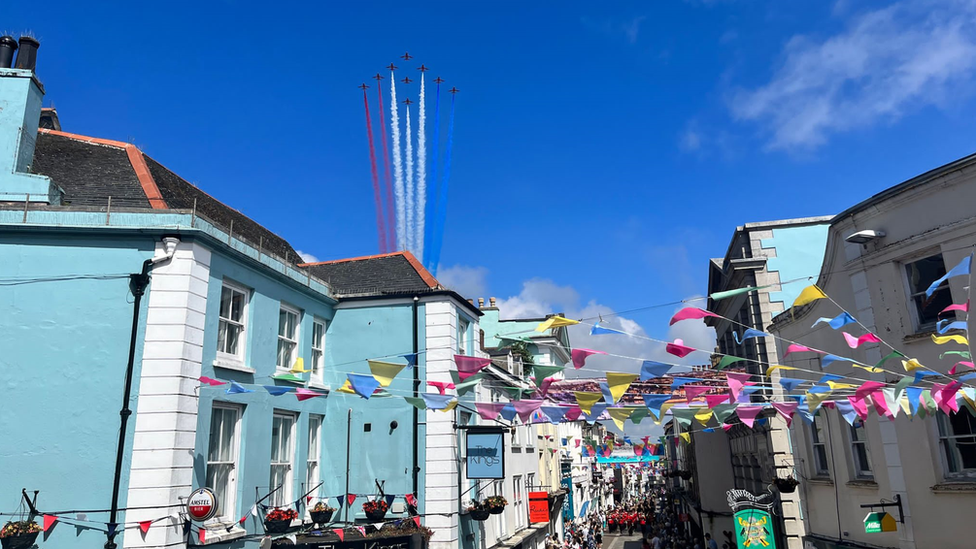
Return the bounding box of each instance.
[412,296,420,499]
[105,237,180,549]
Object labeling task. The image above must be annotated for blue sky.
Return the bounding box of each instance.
[11,0,976,374]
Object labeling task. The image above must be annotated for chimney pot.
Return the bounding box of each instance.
[478,298,485,308]
[489,297,497,307]
[467,299,474,305]
[0,36,16,69]
[14,36,39,72]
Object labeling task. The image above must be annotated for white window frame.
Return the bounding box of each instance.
[849,420,874,479]
[493,480,507,537]
[307,415,323,497]
[206,402,242,523]
[311,318,327,384]
[936,408,976,479]
[514,475,525,530]
[457,316,470,355]
[276,304,301,372]
[809,414,830,477]
[217,281,249,361]
[527,472,536,491]
[270,411,297,507]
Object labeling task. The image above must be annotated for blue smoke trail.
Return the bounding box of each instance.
[429,93,455,276]
[424,82,442,269]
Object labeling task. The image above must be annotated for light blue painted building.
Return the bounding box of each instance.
[0,41,481,549]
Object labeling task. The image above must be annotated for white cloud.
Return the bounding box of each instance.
[679,127,702,152]
[437,264,490,299]
[731,0,976,150]
[581,15,648,45]
[296,250,319,263]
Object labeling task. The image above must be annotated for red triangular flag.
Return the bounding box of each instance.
[334,528,345,541]
[307,496,313,504]
[405,493,417,506]
[42,515,57,532]
[139,520,153,534]
[413,517,422,527]
[238,515,247,526]
[198,528,206,544]
[347,494,357,505]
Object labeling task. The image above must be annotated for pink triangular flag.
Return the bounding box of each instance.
[199,529,206,544]
[726,373,752,402]
[564,407,583,422]
[849,395,869,421]
[475,402,506,421]
[575,439,581,447]
[949,361,975,375]
[704,394,730,408]
[140,520,153,533]
[455,355,491,380]
[513,399,543,423]
[842,332,882,349]
[669,307,721,325]
[683,385,710,403]
[334,529,345,541]
[941,301,969,314]
[571,348,607,369]
[296,388,324,401]
[855,381,885,399]
[198,376,226,386]
[427,381,455,395]
[735,405,763,428]
[772,402,798,428]
[942,381,964,413]
[42,515,57,532]
[666,339,695,358]
[721,423,733,432]
[783,344,820,357]
[356,526,367,536]
[538,377,557,398]
[869,392,892,419]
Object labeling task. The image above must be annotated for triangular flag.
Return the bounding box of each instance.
[779,378,805,392]
[925,254,972,297]
[336,379,356,394]
[454,355,491,380]
[932,333,969,346]
[949,361,976,375]
[606,372,638,403]
[640,361,673,380]
[678,432,691,444]
[499,404,518,422]
[368,360,406,387]
[199,376,227,386]
[475,402,506,420]
[334,528,345,541]
[842,332,882,349]
[735,405,763,428]
[694,407,713,426]
[727,372,752,402]
[733,329,769,344]
[427,380,455,395]
[403,396,426,409]
[513,399,543,423]
[705,394,730,408]
[710,286,771,300]
[793,285,827,308]
[716,355,747,371]
[902,358,925,372]
[590,323,627,335]
[347,494,357,505]
[607,408,634,430]
[574,392,604,415]
[402,353,418,368]
[642,394,671,419]
[535,316,579,332]
[140,520,153,533]
[225,381,253,394]
[669,307,721,325]
[584,403,608,422]
[783,344,820,357]
[295,388,325,401]
[291,357,311,373]
[671,377,702,390]
[855,381,885,399]
[772,402,798,427]
[347,373,381,399]
[42,515,57,532]
[542,406,568,424]
[876,350,907,368]
[835,400,858,425]
[684,386,710,403]
[852,364,885,373]
[413,517,422,528]
[812,312,857,329]
[849,395,869,421]
[666,339,695,358]
[533,365,564,385]
[198,528,205,544]
[441,400,459,413]
[264,385,294,396]
[765,364,797,376]
[385,494,396,506]
[671,408,697,429]
[421,393,455,410]
[454,373,483,396]
[827,381,857,390]
[572,348,607,369]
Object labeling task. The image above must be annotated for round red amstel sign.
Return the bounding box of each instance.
[186,488,219,522]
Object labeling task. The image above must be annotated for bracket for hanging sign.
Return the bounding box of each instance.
[860,493,904,524]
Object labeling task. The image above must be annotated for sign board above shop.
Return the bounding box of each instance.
[465,427,506,480]
[864,512,897,533]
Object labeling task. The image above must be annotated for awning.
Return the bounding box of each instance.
[579,501,590,517]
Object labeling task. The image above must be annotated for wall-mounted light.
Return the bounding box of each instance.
[845,230,886,244]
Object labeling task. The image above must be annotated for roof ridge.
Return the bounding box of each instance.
[299,251,409,266]
[299,250,439,290]
[39,128,167,209]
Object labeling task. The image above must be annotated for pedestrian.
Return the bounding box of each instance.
[704,533,718,549]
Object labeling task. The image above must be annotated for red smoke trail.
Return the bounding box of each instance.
[376,82,397,250]
[363,89,388,252]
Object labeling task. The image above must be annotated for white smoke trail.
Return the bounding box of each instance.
[416,73,427,262]
[390,71,405,250]
[404,105,415,254]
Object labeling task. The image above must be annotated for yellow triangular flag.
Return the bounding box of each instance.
[899,395,912,416]
[827,381,857,390]
[806,391,831,410]
[679,432,691,444]
[606,372,639,404]
[608,408,634,430]
[694,407,713,426]
[660,401,676,418]
[793,285,827,308]
[337,379,356,394]
[765,365,796,376]
[368,360,406,387]
[440,400,459,413]
[574,392,603,415]
[290,357,311,374]
[932,333,969,346]
[852,363,884,373]
[902,358,924,372]
[535,316,580,332]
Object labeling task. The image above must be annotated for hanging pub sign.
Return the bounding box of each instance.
[528,492,549,523]
[465,426,506,479]
[864,512,897,533]
[726,489,777,549]
[186,488,218,522]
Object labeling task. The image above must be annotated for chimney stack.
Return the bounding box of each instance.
[0,37,16,69]
[478,298,485,308]
[467,299,474,305]
[14,36,39,72]
[489,297,496,307]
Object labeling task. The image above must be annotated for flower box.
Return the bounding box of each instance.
[264,507,299,534]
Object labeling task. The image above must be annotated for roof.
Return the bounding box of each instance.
[29,129,298,260]
[299,251,440,296]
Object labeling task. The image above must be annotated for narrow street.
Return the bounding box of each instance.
[603,533,645,549]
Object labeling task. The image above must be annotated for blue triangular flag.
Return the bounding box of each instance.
[834,400,858,425]
[402,353,418,368]
[926,255,972,297]
[107,523,118,537]
[640,361,673,381]
[226,381,253,394]
[818,374,844,384]
[642,394,671,417]
[584,403,608,423]
[796,404,815,425]
[741,386,763,394]
[812,312,856,330]
[913,370,940,384]
[779,378,805,392]
[264,385,294,396]
[821,355,855,368]
[348,373,381,399]
[789,394,807,405]
[733,328,769,344]
[499,403,517,421]
[591,323,627,335]
[808,385,831,394]
[420,393,454,410]
[599,381,614,404]
[336,496,344,510]
[906,386,924,415]
[960,373,976,383]
[755,418,768,426]
[385,494,396,506]
[670,377,702,389]
[703,428,715,433]
[937,320,968,334]
[623,436,633,444]
[543,406,568,424]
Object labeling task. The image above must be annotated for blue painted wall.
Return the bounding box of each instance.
[195,251,424,541]
[761,224,830,307]
[0,231,154,549]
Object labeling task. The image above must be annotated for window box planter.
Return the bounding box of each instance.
[470,509,491,521]
[265,508,299,534]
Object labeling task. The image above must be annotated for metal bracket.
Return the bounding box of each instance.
[859,493,905,523]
